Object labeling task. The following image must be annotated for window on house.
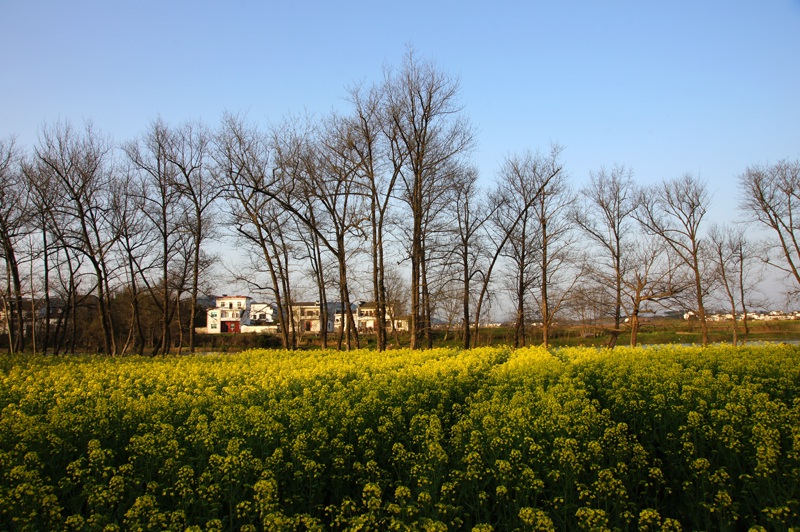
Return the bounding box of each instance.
[210,323,217,329]
[237,301,242,308]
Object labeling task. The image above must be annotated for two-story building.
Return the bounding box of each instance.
[206,295,278,334]
[293,301,342,333]
[340,301,409,333]
[205,296,406,335]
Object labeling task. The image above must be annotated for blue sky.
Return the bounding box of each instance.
[2,0,799,225]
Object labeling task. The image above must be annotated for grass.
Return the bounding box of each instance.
[262,318,800,350]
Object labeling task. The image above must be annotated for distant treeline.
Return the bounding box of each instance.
[1,50,798,354]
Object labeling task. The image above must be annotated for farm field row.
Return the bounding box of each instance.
[1,345,799,531]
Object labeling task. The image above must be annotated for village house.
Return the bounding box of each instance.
[205,295,278,334]
[293,301,347,333]
[350,301,409,333]
[204,296,408,335]
[290,301,409,335]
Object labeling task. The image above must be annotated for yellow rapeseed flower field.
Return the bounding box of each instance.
[0,345,798,530]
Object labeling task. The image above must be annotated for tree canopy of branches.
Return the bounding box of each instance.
[2,52,796,354]
[385,49,476,349]
[573,165,637,345]
[739,159,800,291]
[636,174,712,345]
[496,145,577,348]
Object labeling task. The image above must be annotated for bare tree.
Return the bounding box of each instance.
[292,210,332,348]
[272,119,332,348]
[384,48,476,349]
[36,121,120,355]
[497,152,539,348]
[124,118,185,355]
[348,81,401,351]
[443,164,496,348]
[299,113,368,350]
[0,137,27,353]
[168,225,195,354]
[738,159,800,291]
[708,223,760,344]
[573,165,637,346]
[530,152,582,348]
[110,166,154,354]
[621,238,687,347]
[470,179,534,348]
[29,168,88,355]
[635,173,713,344]
[22,157,62,355]
[496,145,572,348]
[214,113,299,350]
[163,120,220,353]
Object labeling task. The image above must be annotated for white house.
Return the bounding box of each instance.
[244,302,278,333]
[293,302,341,333]
[206,295,278,334]
[292,301,408,335]
[205,297,407,335]
[351,301,408,333]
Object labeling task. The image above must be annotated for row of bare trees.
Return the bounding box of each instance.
[0,119,219,355]
[1,50,798,353]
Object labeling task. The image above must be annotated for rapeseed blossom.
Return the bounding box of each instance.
[0,345,798,529]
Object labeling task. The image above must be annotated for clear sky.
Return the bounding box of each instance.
[2,0,799,226]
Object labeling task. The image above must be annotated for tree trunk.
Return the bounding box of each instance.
[462,259,471,350]
[42,226,51,355]
[3,240,24,352]
[189,218,201,354]
[629,307,640,347]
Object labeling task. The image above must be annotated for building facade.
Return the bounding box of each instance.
[206,295,278,334]
[204,296,406,335]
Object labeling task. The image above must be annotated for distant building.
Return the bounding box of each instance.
[288,300,410,335]
[206,295,277,334]
[351,301,408,333]
[292,302,342,333]
[204,296,408,335]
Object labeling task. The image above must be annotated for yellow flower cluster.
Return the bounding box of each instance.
[0,345,798,530]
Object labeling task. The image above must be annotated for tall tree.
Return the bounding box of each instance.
[36,121,120,355]
[497,145,571,348]
[123,118,184,354]
[299,113,368,350]
[529,148,581,348]
[0,137,27,353]
[32,173,87,355]
[635,173,712,345]
[469,185,511,348]
[384,48,475,349]
[349,81,401,351]
[214,114,299,349]
[22,157,60,354]
[163,120,220,353]
[444,164,494,349]
[573,165,637,346]
[708,223,760,345]
[738,159,800,290]
[110,166,154,354]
